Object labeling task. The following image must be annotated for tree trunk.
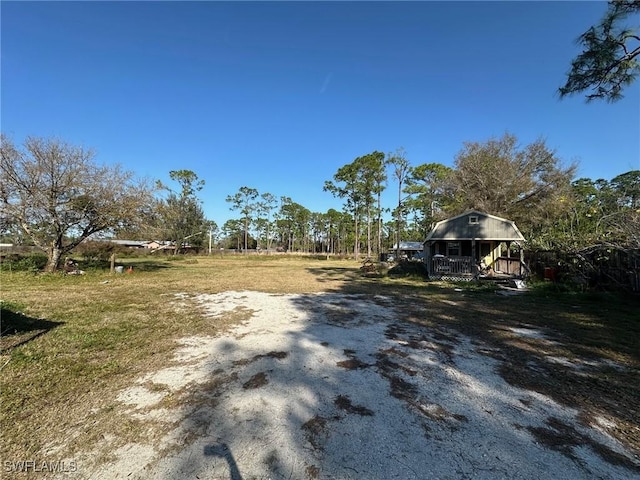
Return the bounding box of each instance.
[377,191,382,258]
[266,223,272,251]
[244,217,249,254]
[46,245,64,273]
[354,214,360,260]
[367,203,372,258]
[396,181,402,260]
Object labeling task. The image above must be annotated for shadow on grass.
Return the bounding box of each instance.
[306,266,358,280]
[307,266,441,300]
[0,307,64,351]
[124,259,176,272]
[78,258,176,273]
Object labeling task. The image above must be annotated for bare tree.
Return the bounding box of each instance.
[0,135,153,272]
[449,133,577,237]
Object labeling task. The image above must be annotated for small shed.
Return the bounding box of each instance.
[423,210,527,281]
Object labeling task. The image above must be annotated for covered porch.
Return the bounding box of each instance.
[426,240,526,281]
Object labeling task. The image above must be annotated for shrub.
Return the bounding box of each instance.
[0,253,48,272]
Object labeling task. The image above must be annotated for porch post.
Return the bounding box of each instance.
[506,241,511,274]
[471,239,476,274]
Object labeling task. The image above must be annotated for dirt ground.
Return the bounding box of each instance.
[55,289,638,480]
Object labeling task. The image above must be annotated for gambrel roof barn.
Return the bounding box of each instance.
[423,210,526,281]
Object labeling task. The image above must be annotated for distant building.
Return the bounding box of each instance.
[105,239,149,249]
[389,241,424,260]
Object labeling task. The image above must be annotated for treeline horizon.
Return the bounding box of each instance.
[1,133,638,271]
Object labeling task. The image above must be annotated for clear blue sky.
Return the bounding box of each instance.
[2,1,639,227]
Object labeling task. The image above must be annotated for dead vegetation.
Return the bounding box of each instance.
[336,349,370,370]
[334,395,374,416]
[301,415,328,450]
[233,350,288,367]
[242,372,269,389]
[526,417,640,471]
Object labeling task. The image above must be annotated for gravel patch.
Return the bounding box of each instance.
[83,291,638,479]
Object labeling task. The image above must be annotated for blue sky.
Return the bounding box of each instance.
[2,1,639,227]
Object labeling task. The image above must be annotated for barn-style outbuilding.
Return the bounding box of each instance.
[423,210,527,281]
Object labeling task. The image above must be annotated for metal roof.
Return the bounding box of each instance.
[391,241,424,250]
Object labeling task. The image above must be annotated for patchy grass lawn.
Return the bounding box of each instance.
[0,256,352,466]
[1,255,638,474]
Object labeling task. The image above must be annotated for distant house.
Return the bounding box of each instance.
[105,239,149,249]
[94,239,178,251]
[389,241,424,260]
[95,238,194,253]
[423,210,527,281]
[144,241,174,251]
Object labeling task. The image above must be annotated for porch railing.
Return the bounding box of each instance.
[431,256,474,275]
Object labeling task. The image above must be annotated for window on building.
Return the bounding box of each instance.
[469,215,479,224]
[447,242,460,256]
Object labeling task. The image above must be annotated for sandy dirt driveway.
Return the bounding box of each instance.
[82,291,637,479]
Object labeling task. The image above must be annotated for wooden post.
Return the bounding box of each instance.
[110,253,115,274]
[471,239,476,269]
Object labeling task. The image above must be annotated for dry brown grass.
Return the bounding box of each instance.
[0,257,356,472]
[0,256,358,473]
